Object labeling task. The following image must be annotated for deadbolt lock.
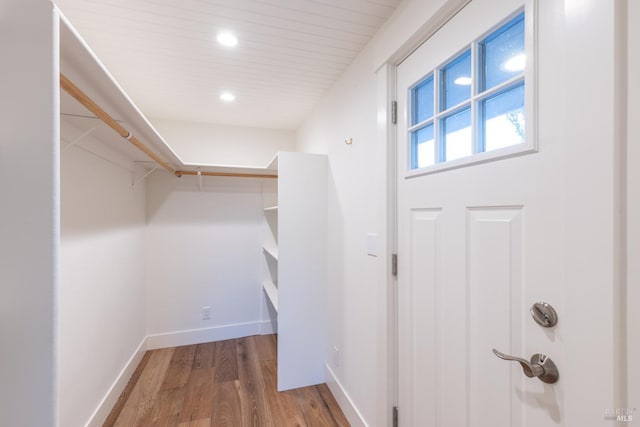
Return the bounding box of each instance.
[530,302,558,328]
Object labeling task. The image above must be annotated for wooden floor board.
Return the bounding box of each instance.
[253,334,277,361]
[163,345,197,390]
[112,348,175,426]
[317,384,350,427]
[213,339,238,384]
[137,387,187,427]
[103,350,152,427]
[177,419,211,427]
[236,337,274,427]
[260,359,307,427]
[211,380,243,427]
[296,385,350,427]
[179,368,215,423]
[192,342,216,370]
[104,335,349,427]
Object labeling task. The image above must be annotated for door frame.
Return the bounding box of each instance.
[376,1,472,424]
[627,0,639,415]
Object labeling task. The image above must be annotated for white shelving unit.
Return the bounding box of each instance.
[261,152,328,391]
[262,183,279,319]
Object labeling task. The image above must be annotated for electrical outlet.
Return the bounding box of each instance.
[333,346,340,367]
[202,306,211,320]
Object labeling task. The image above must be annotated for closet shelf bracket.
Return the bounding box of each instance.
[132,165,159,189]
[197,168,203,191]
[60,73,180,177]
[63,126,97,152]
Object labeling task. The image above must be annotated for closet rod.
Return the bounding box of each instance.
[178,170,277,179]
[60,73,181,176]
[60,73,278,180]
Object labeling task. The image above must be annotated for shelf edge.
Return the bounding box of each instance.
[262,280,279,312]
[263,246,279,261]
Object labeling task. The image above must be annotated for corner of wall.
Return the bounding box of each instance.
[85,337,148,427]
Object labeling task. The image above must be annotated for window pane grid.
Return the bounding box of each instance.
[440,49,471,112]
[476,73,524,99]
[471,41,479,155]
[434,99,473,120]
[441,107,472,161]
[478,81,525,152]
[408,119,434,133]
[411,75,523,167]
[433,70,441,163]
[480,12,525,92]
[411,74,435,125]
[408,12,526,171]
[410,124,436,169]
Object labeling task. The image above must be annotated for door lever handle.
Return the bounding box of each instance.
[492,348,559,384]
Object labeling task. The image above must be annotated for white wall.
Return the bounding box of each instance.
[0,1,58,426]
[151,119,295,167]
[296,1,449,425]
[59,120,147,427]
[297,43,381,425]
[145,173,269,347]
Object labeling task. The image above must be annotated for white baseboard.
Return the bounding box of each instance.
[260,317,276,335]
[146,320,273,350]
[85,321,273,426]
[325,364,368,427]
[85,338,147,427]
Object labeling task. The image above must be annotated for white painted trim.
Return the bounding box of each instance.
[375,63,398,426]
[85,338,147,427]
[626,0,639,412]
[259,318,276,335]
[325,365,367,427]
[379,0,473,69]
[614,0,630,414]
[146,321,272,350]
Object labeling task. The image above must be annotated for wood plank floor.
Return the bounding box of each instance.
[104,335,350,427]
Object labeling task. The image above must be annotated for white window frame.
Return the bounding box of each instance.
[405,7,537,178]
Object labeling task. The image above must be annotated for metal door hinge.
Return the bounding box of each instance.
[393,406,399,427]
[391,101,398,125]
[392,253,398,277]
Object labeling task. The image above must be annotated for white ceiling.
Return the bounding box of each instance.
[54,0,402,130]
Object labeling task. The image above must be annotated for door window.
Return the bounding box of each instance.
[408,12,527,173]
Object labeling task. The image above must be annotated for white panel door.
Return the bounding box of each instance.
[397,0,623,426]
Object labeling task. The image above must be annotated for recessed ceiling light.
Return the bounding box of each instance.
[454,76,472,86]
[217,32,238,47]
[220,91,235,102]
[503,53,526,72]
